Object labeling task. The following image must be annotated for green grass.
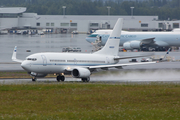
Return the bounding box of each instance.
[0,83,180,119]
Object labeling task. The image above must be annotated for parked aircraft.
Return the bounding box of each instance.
[12,18,156,82]
[86,29,180,51]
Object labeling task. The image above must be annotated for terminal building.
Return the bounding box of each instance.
[0,7,180,33]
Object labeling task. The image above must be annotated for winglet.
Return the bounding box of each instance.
[12,46,23,63]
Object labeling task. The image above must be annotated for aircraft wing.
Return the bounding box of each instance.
[114,55,154,60]
[64,61,157,73]
[88,61,157,69]
[114,52,155,60]
[140,37,155,44]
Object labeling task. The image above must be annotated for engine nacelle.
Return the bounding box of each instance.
[30,72,47,78]
[72,68,91,78]
[123,41,142,50]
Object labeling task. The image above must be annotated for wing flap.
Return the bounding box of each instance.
[114,52,154,60]
[114,55,153,60]
[89,61,157,69]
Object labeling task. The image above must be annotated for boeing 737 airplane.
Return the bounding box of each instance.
[86,29,180,51]
[12,18,157,82]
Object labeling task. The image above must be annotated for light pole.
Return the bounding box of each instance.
[62,6,66,17]
[130,7,134,18]
[107,6,111,16]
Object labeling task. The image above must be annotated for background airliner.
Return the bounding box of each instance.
[86,29,180,51]
[12,18,156,82]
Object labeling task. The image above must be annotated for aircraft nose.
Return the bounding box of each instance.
[21,61,29,71]
[86,37,91,43]
[86,37,95,43]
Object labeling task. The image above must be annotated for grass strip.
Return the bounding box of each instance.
[0,83,179,119]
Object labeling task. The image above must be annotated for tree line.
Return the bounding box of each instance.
[1,0,180,20]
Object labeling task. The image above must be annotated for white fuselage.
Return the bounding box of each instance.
[86,30,180,47]
[12,19,158,82]
[21,52,118,74]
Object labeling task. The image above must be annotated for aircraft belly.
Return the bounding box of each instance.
[40,65,65,73]
[30,64,64,74]
[155,41,170,47]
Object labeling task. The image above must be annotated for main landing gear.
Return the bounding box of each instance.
[81,77,90,82]
[31,74,90,82]
[56,75,65,82]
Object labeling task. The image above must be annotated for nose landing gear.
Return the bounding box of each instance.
[32,77,37,82]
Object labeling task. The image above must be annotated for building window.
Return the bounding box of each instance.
[70,23,77,27]
[51,23,54,26]
[46,23,50,26]
[36,23,40,26]
[0,13,20,18]
[61,23,69,26]
[90,23,99,27]
[159,23,163,28]
[141,23,148,27]
[173,23,179,28]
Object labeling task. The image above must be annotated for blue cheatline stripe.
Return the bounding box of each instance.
[109,37,120,39]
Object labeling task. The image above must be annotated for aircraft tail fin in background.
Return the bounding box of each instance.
[160,48,171,61]
[94,18,123,56]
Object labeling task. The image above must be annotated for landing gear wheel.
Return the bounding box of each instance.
[32,77,37,82]
[56,76,60,82]
[60,76,65,81]
[81,77,90,82]
[82,78,86,82]
[56,75,65,82]
[86,77,90,82]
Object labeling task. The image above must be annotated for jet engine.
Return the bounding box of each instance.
[72,68,91,78]
[30,72,47,78]
[123,41,142,50]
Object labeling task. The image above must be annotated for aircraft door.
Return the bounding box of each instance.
[106,57,110,64]
[41,55,47,66]
[74,58,77,65]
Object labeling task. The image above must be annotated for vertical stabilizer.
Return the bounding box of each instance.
[94,18,123,56]
[161,48,171,61]
[12,46,23,63]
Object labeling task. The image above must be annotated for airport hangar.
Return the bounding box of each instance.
[0,7,180,33]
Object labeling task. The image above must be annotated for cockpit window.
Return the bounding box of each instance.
[27,58,37,61]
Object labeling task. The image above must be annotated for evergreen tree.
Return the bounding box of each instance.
[0,0,180,20]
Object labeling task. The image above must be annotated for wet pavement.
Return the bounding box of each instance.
[0,34,93,63]
[1,33,180,72]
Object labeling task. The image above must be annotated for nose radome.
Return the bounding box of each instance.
[21,61,25,69]
[21,61,28,71]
